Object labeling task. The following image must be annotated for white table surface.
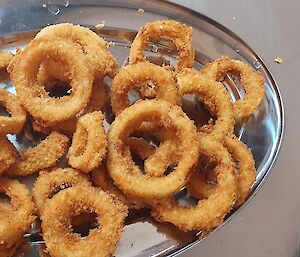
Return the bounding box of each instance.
[171,1,299,257]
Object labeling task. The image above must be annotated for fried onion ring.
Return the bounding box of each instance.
[111,62,180,115]
[41,185,128,257]
[0,88,26,135]
[32,78,106,136]
[83,78,106,114]
[0,241,20,257]
[150,135,236,231]
[127,128,179,177]
[225,135,256,206]
[0,177,35,248]
[37,59,70,87]
[0,236,27,257]
[107,99,199,199]
[32,117,77,136]
[92,165,146,210]
[9,39,93,123]
[202,56,265,121]
[67,111,107,173]
[177,69,234,140]
[129,20,194,73]
[0,51,14,69]
[126,136,178,177]
[144,139,179,177]
[33,168,91,215]
[126,137,156,160]
[6,131,69,177]
[37,60,107,114]
[188,134,256,207]
[35,23,118,78]
[31,120,53,135]
[0,137,17,175]
[133,121,174,142]
[33,62,107,136]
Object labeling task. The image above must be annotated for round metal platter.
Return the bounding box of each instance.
[0,0,284,256]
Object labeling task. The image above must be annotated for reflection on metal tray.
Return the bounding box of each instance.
[0,0,283,256]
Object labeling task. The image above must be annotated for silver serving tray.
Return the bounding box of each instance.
[0,0,284,256]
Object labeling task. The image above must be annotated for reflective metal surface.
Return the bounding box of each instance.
[0,1,284,256]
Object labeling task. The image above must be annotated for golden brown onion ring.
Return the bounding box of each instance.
[0,244,18,257]
[32,81,106,136]
[6,131,69,177]
[0,177,35,249]
[225,135,256,206]
[129,20,194,73]
[188,134,256,207]
[133,121,175,142]
[31,80,106,137]
[37,245,51,257]
[107,99,199,199]
[0,51,14,69]
[67,111,107,173]
[32,117,77,136]
[177,69,234,141]
[0,137,17,175]
[41,185,128,257]
[37,59,70,87]
[126,131,179,177]
[150,135,236,231]
[202,56,265,121]
[126,137,156,160]
[38,60,107,114]
[126,136,178,177]
[0,88,26,135]
[144,139,179,177]
[111,62,180,115]
[0,238,25,257]
[83,78,107,114]
[35,23,118,78]
[8,39,93,123]
[92,164,146,210]
[33,66,106,136]
[33,168,91,215]
[31,120,53,135]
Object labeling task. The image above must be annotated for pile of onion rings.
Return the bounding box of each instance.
[150,135,237,231]
[0,18,265,256]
